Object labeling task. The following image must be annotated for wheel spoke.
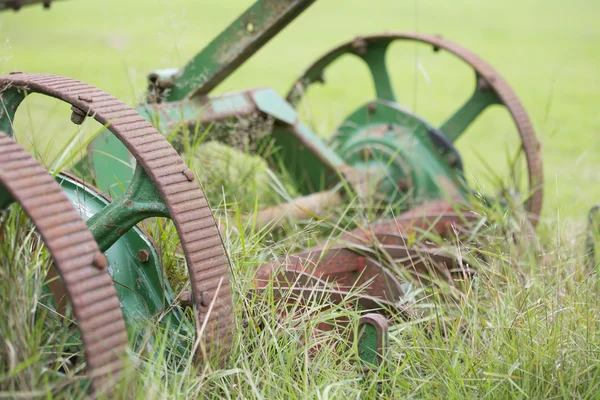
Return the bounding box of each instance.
[439,75,501,142]
[86,164,169,252]
[358,40,396,102]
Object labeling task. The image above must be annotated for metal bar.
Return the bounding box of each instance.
[167,0,317,101]
[254,189,342,228]
[439,76,500,142]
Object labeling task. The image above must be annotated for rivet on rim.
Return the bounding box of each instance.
[92,252,108,269]
[183,168,195,182]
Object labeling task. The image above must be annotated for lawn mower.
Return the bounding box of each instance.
[0,0,544,394]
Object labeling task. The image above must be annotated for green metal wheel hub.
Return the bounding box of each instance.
[332,100,466,207]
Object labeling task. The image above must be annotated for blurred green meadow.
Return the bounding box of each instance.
[0,0,598,221]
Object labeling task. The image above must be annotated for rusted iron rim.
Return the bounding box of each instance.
[286,32,543,224]
[0,131,128,393]
[0,73,234,363]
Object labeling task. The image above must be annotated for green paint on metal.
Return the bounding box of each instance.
[86,164,169,253]
[333,100,468,205]
[57,173,193,355]
[0,185,12,209]
[88,128,135,198]
[439,76,501,142]
[212,94,252,115]
[163,0,317,101]
[268,121,346,195]
[0,87,25,136]
[357,323,382,367]
[252,88,297,125]
[358,40,395,103]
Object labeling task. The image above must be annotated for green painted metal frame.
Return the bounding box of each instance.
[153,0,317,102]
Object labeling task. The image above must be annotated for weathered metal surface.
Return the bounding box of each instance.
[0,73,234,364]
[253,201,478,306]
[56,173,187,350]
[152,0,317,101]
[357,313,388,367]
[86,165,170,252]
[332,101,466,206]
[120,87,354,197]
[254,244,406,311]
[252,199,479,369]
[0,131,128,394]
[0,0,56,11]
[286,32,543,222]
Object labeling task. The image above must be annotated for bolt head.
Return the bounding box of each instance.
[137,249,150,263]
[180,291,192,308]
[70,106,86,125]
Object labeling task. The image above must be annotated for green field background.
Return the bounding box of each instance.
[0,0,598,221]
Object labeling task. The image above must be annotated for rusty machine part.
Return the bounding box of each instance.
[252,198,483,367]
[0,73,234,365]
[0,131,128,393]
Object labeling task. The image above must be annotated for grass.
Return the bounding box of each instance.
[4,156,600,398]
[1,0,600,399]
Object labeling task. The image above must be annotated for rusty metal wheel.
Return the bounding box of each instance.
[0,73,234,364]
[0,131,128,393]
[286,32,543,225]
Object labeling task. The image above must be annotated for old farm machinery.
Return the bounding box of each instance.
[0,0,544,394]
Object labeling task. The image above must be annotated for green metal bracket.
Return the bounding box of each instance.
[87,164,169,252]
[355,39,395,103]
[158,0,317,101]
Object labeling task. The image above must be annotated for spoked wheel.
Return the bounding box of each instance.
[286,32,543,224]
[0,73,234,365]
[0,131,128,394]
